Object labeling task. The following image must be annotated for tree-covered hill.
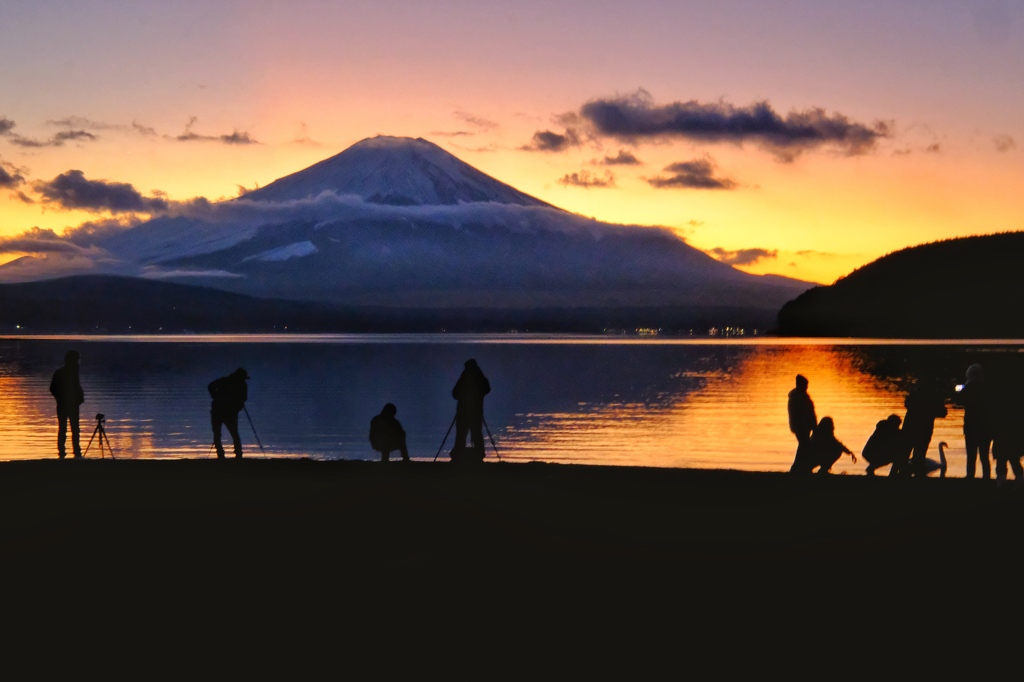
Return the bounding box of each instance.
[776,232,1024,338]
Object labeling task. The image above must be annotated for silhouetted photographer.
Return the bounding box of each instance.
[50,349,85,459]
[451,359,491,463]
[369,403,410,462]
[209,367,249,459]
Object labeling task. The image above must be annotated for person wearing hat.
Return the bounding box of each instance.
[451,359,491,463]
[208,367,249,459]
[787,374,817,473]
[50,349,85,459]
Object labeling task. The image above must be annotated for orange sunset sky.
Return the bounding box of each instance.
[1,1,1022,285]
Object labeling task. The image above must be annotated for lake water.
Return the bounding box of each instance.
[1,335,1020,475]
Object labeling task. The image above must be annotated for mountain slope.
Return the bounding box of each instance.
[0,135,812,317]
[776,232,1024,337]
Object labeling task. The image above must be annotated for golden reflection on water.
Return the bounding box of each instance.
[500,344,967,474]
[0,338,982,474]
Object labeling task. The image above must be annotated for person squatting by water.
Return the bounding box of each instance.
[208,368,249,459]
[899,383,948,478]
[451,359,491,463]
[787,374,817,473]
[790,416,856,474]
[369,403,410,462]
[953,364,993,480]
[50,349,85,459]
[862,414,904,476]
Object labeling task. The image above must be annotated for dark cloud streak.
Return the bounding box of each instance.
[34,170,170,214]
[599,150,641,166]
[558,170,615,188]
[648,157,737,190]
[521,129,580,152]
[708,247,778,266]
[581,90,890,160]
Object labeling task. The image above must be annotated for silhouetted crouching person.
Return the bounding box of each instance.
[901,385,947,477]
[369,403,410,462]
[209,368,248,459]
[50,350,85,459]
[862,414,903,476]
[451,359,490,463]
[955,364,993,480]
[787,374,817,474]
[808,417,856,474]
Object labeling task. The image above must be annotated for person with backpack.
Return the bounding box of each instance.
[208,367,249,459]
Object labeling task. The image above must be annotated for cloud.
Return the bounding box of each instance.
[0,117,14,136]
[34,170,170,214]
[580,89,891,160]
[924,143,941,154]
[520,128,581,152]
[558,170,615,188]
[0,226,94,255]
[994,134,1016,152]
[174,117,259,145]
[453,111,499,130]
[647,157,737,190]
[7,128,98,148]
[708,247,778,266]
[598,150,641,166]
[46,116,157,136]
[0,159,26,188]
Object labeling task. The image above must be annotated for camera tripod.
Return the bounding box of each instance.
[83,413,115,459]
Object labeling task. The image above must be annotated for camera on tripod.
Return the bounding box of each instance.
[84,413,114,459]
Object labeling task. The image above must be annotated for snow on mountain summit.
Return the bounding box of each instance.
[244,136,553,208]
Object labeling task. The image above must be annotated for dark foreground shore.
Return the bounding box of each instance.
[2,458,1021,670]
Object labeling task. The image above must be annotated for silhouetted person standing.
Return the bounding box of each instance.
[990,382,1024,487]
[788,374,817,474]
[50,349,85,459]
[451,359,490,463]
[902,384,948,477]
[209,368,248,459]
[369,403,410,462]
[955,364,992,480]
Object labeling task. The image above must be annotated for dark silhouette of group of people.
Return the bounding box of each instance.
[787,364,1024,485]
[367,358,492,463]
[50,349,493,463]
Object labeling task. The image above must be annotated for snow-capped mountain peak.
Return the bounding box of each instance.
[243,135,552,207]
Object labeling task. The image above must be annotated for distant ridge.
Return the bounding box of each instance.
[776,232,1024,338]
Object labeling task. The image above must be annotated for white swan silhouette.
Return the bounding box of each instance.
[921,441,948,478]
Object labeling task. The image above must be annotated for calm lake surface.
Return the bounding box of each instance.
[2,335,1020,475]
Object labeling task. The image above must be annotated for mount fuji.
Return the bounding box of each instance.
[0,136,811,331]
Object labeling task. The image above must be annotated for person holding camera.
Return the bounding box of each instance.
[50,349,85,459]
[208,367,249,459]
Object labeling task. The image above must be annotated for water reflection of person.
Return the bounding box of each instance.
[787,374,817,474]
[451,359,491,463]
[208,367,249,459]
[901,384,948,478]
[953,364,992,480]
[369,403,410,462]
[808,417,856,474]
[862,414,903,476]
[49,349,85,459]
